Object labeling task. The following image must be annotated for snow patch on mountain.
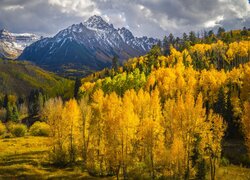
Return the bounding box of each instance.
[0,29,39,59]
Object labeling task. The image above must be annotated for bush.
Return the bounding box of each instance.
[0,108,6,121]
[220,157,230,166]
[49,145,69,167]
[0,122,6,136]
[10,123,27,137]
[30,121,50,137]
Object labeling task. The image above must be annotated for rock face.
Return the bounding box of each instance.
[19,15,158,72]
[0,29,39,59]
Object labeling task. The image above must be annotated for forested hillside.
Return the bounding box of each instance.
[0,28,249,179]
[0,59,73,97]
[72,31,249,178]
[28,29,248,179]
[0,60,73,126]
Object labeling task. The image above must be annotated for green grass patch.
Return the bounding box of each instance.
[217,165,250,180]
[0,136,113,179]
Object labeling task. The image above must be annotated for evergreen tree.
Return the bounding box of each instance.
[168,33,175,44]
[182,32,190,50]
[28,89,45,116]
[189,31,197,45]
[3,94,8,108]
[208,30,214,37]
[6,103,19,122]
[112,56,119,70]
[162,35,168,55]
[217,27,225,37]
[12,105,19,122]
[183,32,188,41]
[74,77,81,99]
[241,27,248,36]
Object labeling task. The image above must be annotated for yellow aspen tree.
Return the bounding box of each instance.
[62,99,81,163]
[239,41,249,57]
[102,92,122,177]
[169,136,185,178]
[135,88,165,179]
[163,93,206,178]
[120,89,139,179]
[241,65,250,102]
[88,89,106,175]
[211,40,228,69]
[199,69,227,106]
[182,49,192,66]
[205,111,226,180]
[242,102,250,156]
[148,88,165,178]
[41,97,63,133]
[40,97,68,165]
[185,67,198,96]
[79,96,92,164]
[133,89,151,176]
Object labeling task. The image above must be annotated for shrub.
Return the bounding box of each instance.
[30,121,50,137]
[0,122,6,136]
[220,157,230,166]
[0,108,6,121]
[49,144,69,167]
[10,123,27,137]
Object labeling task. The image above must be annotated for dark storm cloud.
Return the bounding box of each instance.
[0,0,96,35]
[0,0,249,38]
[92,0,249,37]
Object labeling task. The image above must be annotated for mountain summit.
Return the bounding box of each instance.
[85,15,113,29]
[0,29,39,59]
[19,15,158,76]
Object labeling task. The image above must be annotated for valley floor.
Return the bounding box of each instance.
[0,136,249,179]
[0,136,113,179]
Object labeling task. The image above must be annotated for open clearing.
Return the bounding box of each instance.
[0,136,249,179]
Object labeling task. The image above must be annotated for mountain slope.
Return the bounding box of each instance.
[0,29,39,59]
[0,59,73,97]
[19,15,158,76]
[0,41,22,59]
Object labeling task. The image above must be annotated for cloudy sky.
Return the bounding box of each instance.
[0,0,249,38]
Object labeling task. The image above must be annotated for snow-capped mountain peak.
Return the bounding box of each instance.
[118,27,135,43]
[19,15,158,73]
[67,23,85,33]
[0,29,15,42]
[0,29,39,59]
[84,15,113,30]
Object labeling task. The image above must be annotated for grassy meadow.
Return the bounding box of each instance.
[0,136,249,179]
[0,136,114,179]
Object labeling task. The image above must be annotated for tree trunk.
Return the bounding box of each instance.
[210,157,216,180]
[151,148,155,180]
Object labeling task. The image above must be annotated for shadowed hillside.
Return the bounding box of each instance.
[0,59,73,98]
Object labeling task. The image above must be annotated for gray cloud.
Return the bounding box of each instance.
[0,0,249,38]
